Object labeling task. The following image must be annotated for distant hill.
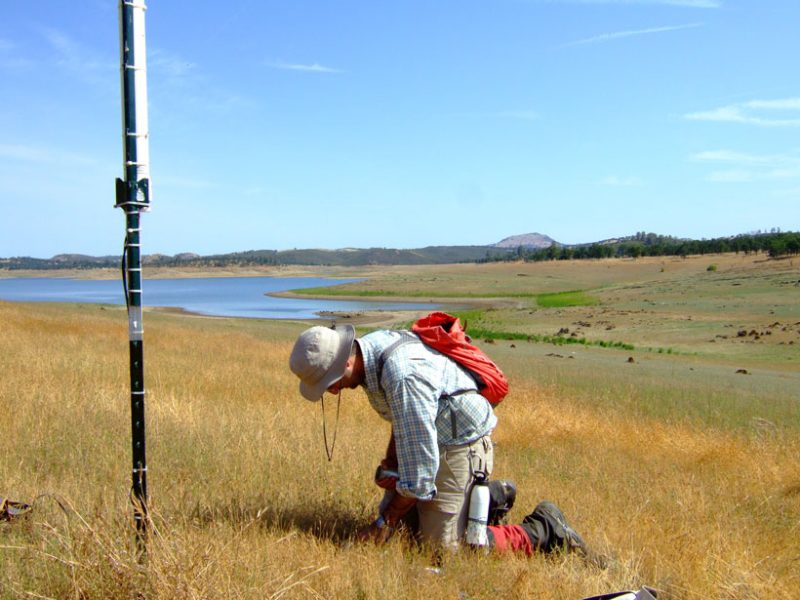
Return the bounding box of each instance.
[0,245,514,270]
[3,230,796,270]
[493,232,557,249]
[51,253,119,265]
[198,245,510,267]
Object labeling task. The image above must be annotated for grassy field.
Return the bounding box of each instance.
[295,253,800,365]
[1,254,798,599]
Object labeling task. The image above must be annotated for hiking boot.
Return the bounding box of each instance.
[521,501,607,568]
[525,501,587,553]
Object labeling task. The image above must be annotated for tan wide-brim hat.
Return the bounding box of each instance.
[289,324,356,401]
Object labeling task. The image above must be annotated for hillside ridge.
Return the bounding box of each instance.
[2,230,797,269]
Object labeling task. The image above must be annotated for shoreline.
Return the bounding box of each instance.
[147,293,506,328]
[0,269,441,327]
[267,290,517,327]
[270,289,519,308]
[147,304,424,328]
[1,265,517,327]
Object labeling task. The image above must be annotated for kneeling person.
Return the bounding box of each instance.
[289,324,597,561]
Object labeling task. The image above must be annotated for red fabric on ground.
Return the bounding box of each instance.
[488,524,534,556]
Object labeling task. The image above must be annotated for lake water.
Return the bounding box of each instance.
[0,276,439,320]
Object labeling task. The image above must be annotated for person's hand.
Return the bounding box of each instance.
[356,519,393,544]
[374,461,398,490]
[382,494,417,527]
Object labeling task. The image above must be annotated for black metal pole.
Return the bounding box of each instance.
[125,210,148,537]
[117,0,151,542]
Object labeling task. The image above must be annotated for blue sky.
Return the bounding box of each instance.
[2,1,798,258]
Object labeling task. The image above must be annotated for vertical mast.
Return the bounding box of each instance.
[116,0,151,541]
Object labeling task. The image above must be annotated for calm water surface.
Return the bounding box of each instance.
[0,277,438,320]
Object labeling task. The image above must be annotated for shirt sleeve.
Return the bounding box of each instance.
[383,357,441,501]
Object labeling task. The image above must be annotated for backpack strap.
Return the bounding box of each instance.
[376,331,419,384]
[376,331,476,440]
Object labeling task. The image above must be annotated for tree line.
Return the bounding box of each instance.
[480,231,800,263]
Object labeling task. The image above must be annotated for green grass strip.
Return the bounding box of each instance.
[535,290,600,308]
[467,326,634,351]
[396,309,634,351]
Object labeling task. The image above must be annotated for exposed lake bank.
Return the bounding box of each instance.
[0,273,462,324]
[0,265,513,326]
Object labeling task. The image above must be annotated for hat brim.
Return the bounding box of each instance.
[299,324,355,401]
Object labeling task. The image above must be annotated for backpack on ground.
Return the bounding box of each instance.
[380,311,509,405]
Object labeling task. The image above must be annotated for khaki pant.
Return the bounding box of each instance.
[417,435,494,550]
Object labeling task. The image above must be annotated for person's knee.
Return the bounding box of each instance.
[419,507,460,549]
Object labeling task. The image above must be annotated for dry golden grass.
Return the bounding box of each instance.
[1,261,799,599]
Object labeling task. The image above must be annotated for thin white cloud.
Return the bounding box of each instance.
[597,175,642,186]
[268,61,342,74]
[243,186,268,197]
[562,22,702,47]
[746,98,800,110]
[0,143,48,162]
[148,48,253,114]
[0,143,97,166]
[772,186,800,198]
[676,0,719,5]
[543,0,721,7]
[0,55,34,69]
[706,170,754,183]
[664,0,720,5]
[692,149,800,182]
[495,110,539,121]
[40,27,113,81]
[157,174,215,190]
[0,35,41,71]
[685,97,800,127]
[149,48,197,80]
[450,109,539,121]
[693,150,779,165]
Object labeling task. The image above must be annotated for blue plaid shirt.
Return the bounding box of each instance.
[357,330,497,501]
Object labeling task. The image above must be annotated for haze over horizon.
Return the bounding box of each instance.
[2,1,799,259]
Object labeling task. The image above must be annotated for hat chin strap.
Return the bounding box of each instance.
[321,390,341,462]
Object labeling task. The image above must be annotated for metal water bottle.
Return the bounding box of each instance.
[465,475,490,547]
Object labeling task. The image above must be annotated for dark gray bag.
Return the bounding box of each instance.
[583,587,658,600]
[0,497,32,521]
